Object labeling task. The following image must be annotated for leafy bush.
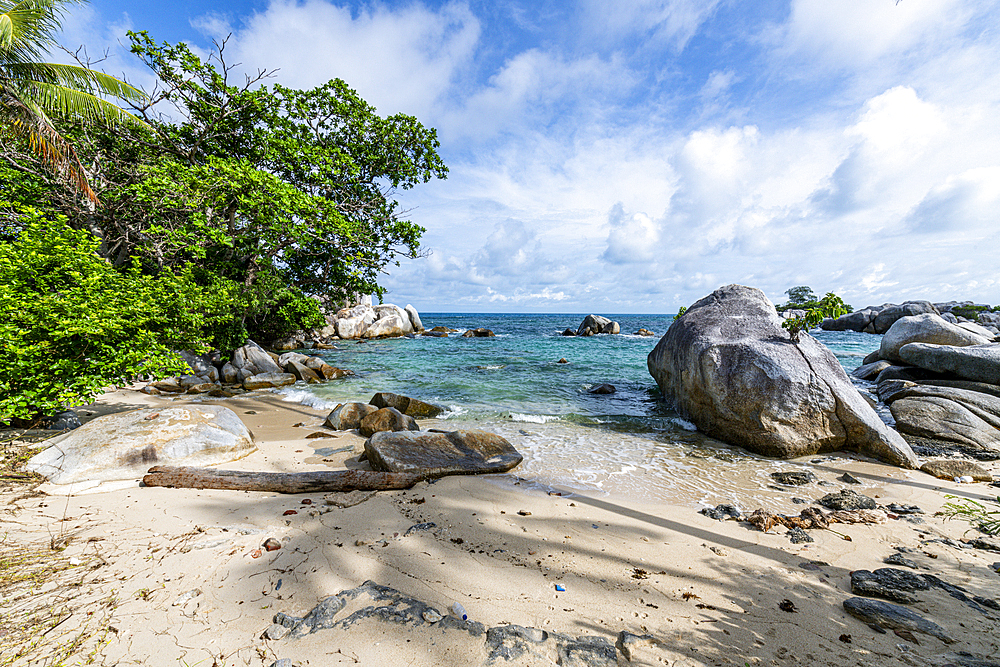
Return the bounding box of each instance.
[0,206,236,422]
[782,292,851,342]
[951,305,992,320]
[673,306,687,321]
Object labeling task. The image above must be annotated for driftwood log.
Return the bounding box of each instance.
[142,465,430,493]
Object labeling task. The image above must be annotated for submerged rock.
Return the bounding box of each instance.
[26,406,254,484]
[770,471,817,486]
[364,429,523,477]
[646,284,918,468]
[462,327,495,338]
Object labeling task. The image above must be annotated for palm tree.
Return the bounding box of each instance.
[0,0,146,204]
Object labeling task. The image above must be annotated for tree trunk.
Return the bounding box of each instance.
[142,465,429,493]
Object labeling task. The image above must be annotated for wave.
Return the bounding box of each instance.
[508,412,561,424]
[279,388,341,411]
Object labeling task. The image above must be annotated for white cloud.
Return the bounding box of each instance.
[578,0,722,52]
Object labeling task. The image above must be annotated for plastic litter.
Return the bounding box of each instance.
[954,476,974,484]
[555,584,566,592]
[451,602,468,620]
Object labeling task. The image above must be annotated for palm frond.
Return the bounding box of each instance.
[18,79,145,129]
[2,61,146,101]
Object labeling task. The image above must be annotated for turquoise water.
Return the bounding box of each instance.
[282,314,884,507]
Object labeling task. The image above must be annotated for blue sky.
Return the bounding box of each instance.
[69,0,1000,312]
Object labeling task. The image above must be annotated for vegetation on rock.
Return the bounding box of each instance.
[782,291,852,342]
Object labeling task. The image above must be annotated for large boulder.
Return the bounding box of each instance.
[646,284,918,467]
[324,403,378,430]
[879,314,991,363]
[822,309,877,333]
[243,372,296,390]
[335,304,376,339]
[890,395,1000,452]
[284,360,321,383]
[26,406,255,485]
[232,340,283,378]
[369,392,445,418]
[404,304,424,331]
[872,301,938,334]
[364,429,523,477]
[577,315,620,336]
[898,343,1000,384]
[364,307,412,339]
[358,407,419,437]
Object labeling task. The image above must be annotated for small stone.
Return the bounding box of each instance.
[589,384,616,394]
[263,538,282,552]
[699,504,742,521]
[884,553,919,569]
[817,489,877,510]
[771,471,817,486]
[518,510,532,516]
[557,358,569,363]
[791,497,808,504]
[263,624,290,640]
[422,609,443,623]
[268,660,294,667]
[172,588,202,606]
[788,527,814,544]
[840,472,863,485]
[968,536,1000,553]
[710,546,729,556]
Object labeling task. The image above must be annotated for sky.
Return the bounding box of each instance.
[66,0,1000,313]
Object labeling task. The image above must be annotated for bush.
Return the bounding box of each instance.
[0,206,236,422]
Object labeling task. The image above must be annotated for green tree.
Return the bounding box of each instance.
[782,291,852,342]
[784,285,817,306]
[0,0,145,203]
[0,204,236,422]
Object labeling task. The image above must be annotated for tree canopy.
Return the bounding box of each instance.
[0,28,448,421]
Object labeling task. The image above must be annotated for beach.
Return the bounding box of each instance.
[4,385,999,667]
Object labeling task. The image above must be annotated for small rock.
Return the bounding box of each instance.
[589,384,616,394]
[884,553,919,569]
[263,624,290,640]
[840,472,863,484]
[771,471,817,486]
[422,609,443,623]
[817,489,877,510]
[710,546,729,556]
[850,568,929,604]
[968,536,1000,553]
[263,538,282,552]
[843,597,953,644]
[268,660,294,667]
[788,527,814,544]
[791,497,808,504]
[885,503,923,515]
[920,459,993,482]
[616,632,660,661]
[557,358,569,363]
[700,504,742,521]
[518,510,532,516]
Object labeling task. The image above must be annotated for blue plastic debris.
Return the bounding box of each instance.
[555,584,566,592]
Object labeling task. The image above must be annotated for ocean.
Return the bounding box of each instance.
[281,313,885,510]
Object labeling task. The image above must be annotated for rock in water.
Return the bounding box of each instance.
[842,597,954,644]
[646,285,918,468]
[576,314,620,336]
[369,392,445,418]
[364,430,523,477]
[26,406,255,485]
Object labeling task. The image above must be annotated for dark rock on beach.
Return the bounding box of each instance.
[770,471,816,486]
[646,284,918,467]
[842,597,954,643]
[850,568,930,604]
[364,429,523,477]
[817,489,877,510]
[324,403,378,430]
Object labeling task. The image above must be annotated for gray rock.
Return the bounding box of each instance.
[404,304,424,331]
[43,410,81,431]
[770,471,816,486]
[920,459,993,481]
[364,429,523,477]
[263,624,290,640]
[615,632,661,662]
[268,660,294,667]
[334,304,375,339]
[863,350,882,365]
[220,361,239,384]
[243,372,297,391]
[934,652,1000,667]
[957,321,997,339]
[485,625,550,663]
[875,365,944,384]
[788,527,813,544]
[880,314,990,363]
[822,309,877,333]
[898,343,1000,384]
[872,301,939,335]
[843,597,953,643]
[699,504,742,521]
[369,392,445,418]
[840,472,863,484]
[646,285,917,468]
[588,384,616,395]
[817,489,877,510]
[577,314,620,336]
[365,305,414,339]
[884,553,919,569]
[284,360,321,383]
[891,397,1000,451]
[462,328,495,337]
[324,403,378,430]
[277,351,310,367]
[358,407,419,437]
[920,379,1000,399]
[232,340,283,376]
[26,406,255,484]
[850,568,930,604]
[151,377,184,392]
[852,360,893,380]
[557,635,617,667]
[968,536,1000,553]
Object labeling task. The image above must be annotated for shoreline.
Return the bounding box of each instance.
[3,387,999,666]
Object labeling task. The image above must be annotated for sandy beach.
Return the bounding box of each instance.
[3,387,999,667]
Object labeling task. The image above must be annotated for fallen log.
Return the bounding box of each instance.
[143,465,430,493]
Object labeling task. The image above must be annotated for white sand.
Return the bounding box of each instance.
[3,387,999,666]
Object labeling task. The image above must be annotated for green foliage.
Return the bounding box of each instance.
[781,292,852,342]
[673,306,687,321]
[784,285,817,306]
[951,304,993,320]
[0,206,235,421]
[941,495,1000,535]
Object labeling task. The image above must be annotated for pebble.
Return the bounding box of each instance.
[263,538,282,552]
[422,609,443,623]
[263,624,290,640]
